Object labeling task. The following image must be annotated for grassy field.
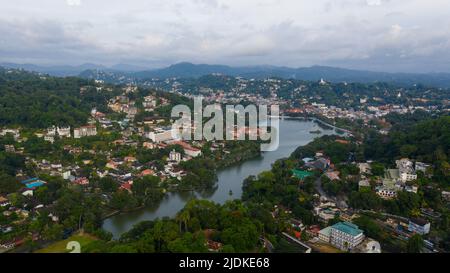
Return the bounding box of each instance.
[309,242,344,253]
[35,233,98,253]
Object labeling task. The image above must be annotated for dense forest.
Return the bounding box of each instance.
[0,68,119,128]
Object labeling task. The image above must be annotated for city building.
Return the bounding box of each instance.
[318,226,332,243]
[329,222,365,251]
[57,126,71,138]
[146,129,174,143]
[395,158,417,182]
[74,125,97,138]
[408,218,431,235]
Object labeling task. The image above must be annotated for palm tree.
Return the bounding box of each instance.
[178,209,191,232]
[153,221,164,251]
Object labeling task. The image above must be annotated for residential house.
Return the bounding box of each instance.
[395,158,417,182]
[140,169,155,177]
[325,171,340,181]
[0,196,10,207]
[415,162,431,173]
[318,226,332,243]
[408,218,431,235]
[305,157,330,171]
[351,238,381,253]
[357,163,372,174]
[169,150,182,163]
[74,177,89,186]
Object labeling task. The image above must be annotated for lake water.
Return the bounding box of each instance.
[102,118,340,238]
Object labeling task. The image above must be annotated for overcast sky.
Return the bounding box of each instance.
[1,0,450,72]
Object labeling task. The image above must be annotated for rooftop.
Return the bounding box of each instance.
[331,222,363,237]
[292,169,314,180]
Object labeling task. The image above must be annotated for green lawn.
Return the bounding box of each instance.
[35,233,98,253]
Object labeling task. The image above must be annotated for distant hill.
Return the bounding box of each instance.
[131,62,450,87]
[0,62,146,77]
[4,61,450,87]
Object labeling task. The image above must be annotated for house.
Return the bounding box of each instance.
[0,196,10,207]
[140,169,155,177]
[306,225,321,237]
[74,177,89,185]
[405,185,418,194]
[376,186,397,199]
[358,179,371,191]
[124,156,137,163]
[305,158,330,171]
[4,145,15,153]
[318,226,332,243]
[324,171,340,181]
[395,158,417,182]
[169,150,182,163]
[143,142,156,149]
[120,181,133,193]
[408,218,430,235]
[74,125,97,138]
[329,222,365,251]
[171,141,202,157]
[415,162,431,173]
[44,135,55,143]
[106,161,120,170]
[357,163,371,174]
[206,240,223,252]
[57,126,71,138]
[442,191,450,202]
[351,238,381,253]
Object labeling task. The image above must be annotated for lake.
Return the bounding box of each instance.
[102,117,340,238]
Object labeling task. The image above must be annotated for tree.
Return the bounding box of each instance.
[0,172,21,195]
[98,177,118,193]
[407,234,424,253]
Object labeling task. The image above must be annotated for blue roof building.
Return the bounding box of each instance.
[330,222,365,251]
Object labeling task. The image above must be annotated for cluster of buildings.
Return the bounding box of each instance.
[375,158,430,199]
[37,124,98,143]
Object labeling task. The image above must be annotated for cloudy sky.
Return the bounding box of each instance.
[1,0,450,72]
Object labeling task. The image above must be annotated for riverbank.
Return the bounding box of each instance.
[102,118,340,238]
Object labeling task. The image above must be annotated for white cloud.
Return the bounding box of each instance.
[66,0,81,6]
[366,0,382,6]
[0,0,450,72]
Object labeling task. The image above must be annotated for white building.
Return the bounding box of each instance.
[358,163,372,174]
[169,150,182,163]
[147,129,174,143]
[318,226,332,243]
[408,218,431,235]
[376,186,398,199]
[74,125,97,138]
[415,162,431,173]
[329,222,365,251]
[396,158,417,182]
[44,135,55,143]
[351,238,382,253]
[57,126,71,138]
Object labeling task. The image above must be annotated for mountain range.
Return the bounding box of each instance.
[3,61,450,87]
